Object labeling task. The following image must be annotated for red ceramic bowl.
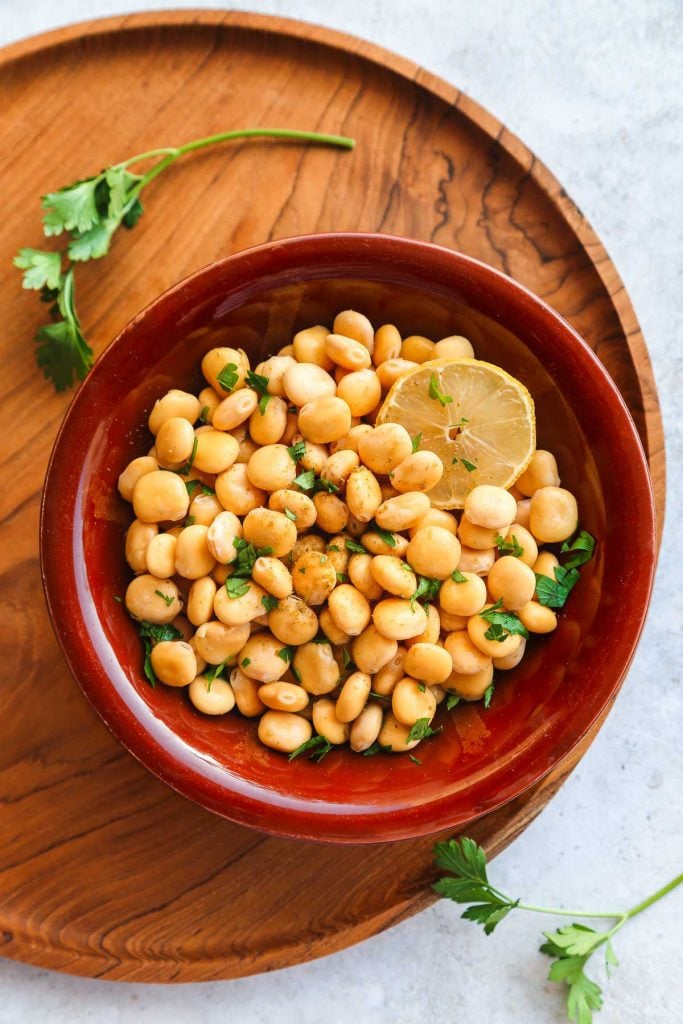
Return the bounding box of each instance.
[40,233,656,844]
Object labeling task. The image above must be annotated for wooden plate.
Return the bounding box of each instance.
[0,10,664,982]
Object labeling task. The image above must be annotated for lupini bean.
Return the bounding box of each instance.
[372,324,402,365]
[249,395,288,446]
[238,633,290,682]
[370,555,416,598]
[133,470,189,523]
[313,492,349,534]
[350,703,384,751]
[404,643,452,684]
[189,676,236,715]
[467,608,523,658]
[487,556,536,610]
[457,545,496,576]
[258,681,308,712]
[252,556,293,599]
[243,508,297,557]
[333,310,374,352]
[292,325,334,369]
[325,333,372,371]
[375,492,431,532]
[445,663,493,701]
[401,335,435,363]
[155,417,196,468]
[258,711,312,753]
[294,642,341,694]
[148,389,201,435]
[373,598,427,641]
[215,464,267,516]
[150,640,196,686]
[298,396,352,444]
[336,369,382,417]
[193,620,250,663]
[458,516,499,550]
[533,551,560,580]
[212,388,258,431]
[146,533,177,578]
[376,358,419,390]
[118,455,158,502]
[378,712,420,752]
[352,624,398,674]
[187,576,217,626]
[229,667,266,716]
[518,600,558,633]
[392,675,437,726]
[529,486,578,543]
[125,519,158,574]
[390,451,443,494]
[516,450,561,496]
[502,523,538,568]
[405,603,441,647]
[433,335,474,358]
[292,551,338,605]
[464,485,517,530]
[201,347,249,395]
[328,584,372,636]
[358,423,413,474]
[439,572,487,616]
[406,526,461,579]
[206,510,242,563]
[493,636,527,670]
[268,595,319,645]
[444,630,492,674]
[214,580,268,626]
[125,574,181,623]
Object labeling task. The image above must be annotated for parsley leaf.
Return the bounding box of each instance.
[370,524,397,548]
[428,372,453,407]
[245,370,269,394]
[14,248,62,291]
[362,740,393,756]
[495,533,524,557]
[411,432,422,453]
[288,734,332,763]
[261,594,278,613]
[479,600,529,640]
[216,362,239,393]
[451,569,468,583]
[185,479,200,497]
[345,538,367,554]
[199,405,210,424]
[293,469,316,491]
[561,529,596,570]
[288,440,307,463]
[535,566,581,608]
[461,459,477,473]
[175,435,198,477]
[284,507,297,521]
[154,589,174,607]
[446,693,461,709]
[406,717,443,743]
[241,657,251,668]
[204,659,229,692]
[277,646,294,663]
[225,577,250,599]
[18,128,355,392]
[232,538,273,577]
[483,683,495,708]
[316,476,340,493]
[410,576,441,609]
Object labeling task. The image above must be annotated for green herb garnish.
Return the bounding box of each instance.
[204,659,229,692]
[185,479,200,496]
[241,657,251,668]
[495,533,524,558]
[288,440,307,463]
[277,646,294,663]
[362,740,393,756]
[409,754,422,765]
[284,507,297,521]
[411,432,423,453]
[113,594,123,603]
[137,620,182,688]
[406,717,443,743]
[345,538,366,554]
[483,682,495,708]
[370,524,397,548]
[293,469,316,491]
[561,529,596,570]
[479,600,529,641]
[410,575,441,609]
[261,594,278,613]
[446,693,461,709]
[451,569,468,583]
[225,577,250,599]
[461,458,477,473]
[198,405,210,424]
[15,128,354,392]
[428,373,453,407]
[433,836,683,1024]
[288,735,333,763]
[216,362,239,393]
[154,589,174,607]
[175,435,198,477]
[535,566,581,608]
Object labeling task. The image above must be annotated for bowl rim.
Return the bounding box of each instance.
[40,231,657,843]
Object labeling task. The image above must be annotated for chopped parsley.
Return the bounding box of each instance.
[461,458,477,473]
[428,372,453,407]
[154,589,174,607]
[451,569,468,583]
[216,362,239,392]
[535,566,580,609]
[277,646,294,663]
[483,683,495,708]
[288,735,332,763]
[370,524,397,548]
[284,507,297,521]
[225,577,250,599]
[261,594,278,613]
[288,440,307,463]
[407,718,443,743]
[560,529,596,570]
[495,533,524,558]
[479,600,529,641]
[411,431,423,453]
[345,538,367,554]
[446,693,461,710]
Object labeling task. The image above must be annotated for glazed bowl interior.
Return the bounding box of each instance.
[41,233,656,843]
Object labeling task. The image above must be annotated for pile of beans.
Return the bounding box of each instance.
[119,309,581,758]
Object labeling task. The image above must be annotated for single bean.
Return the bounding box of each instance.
[201,347,249,395]
[214,580,269,625]
[347,553,384,601]
[258,711,312,753]
[444,663,493,701]
[336,368,382,417]
[212,388,258,431]
[148,389,201,435]
[352,624,398,674]
[357,423,413,474]
[243,508,297,557]
[375,491,431,531]
[146,533,177,578]
[238,632,290,682]
[433,335,474,358]
[283,362,336,406]
[268,595,319,645]
[378,711,420,752]
[373,598,427,641]
[406,526,461,579]
[298,396,352,444]
[118,455,158,502]
[328,584,372,636]
[187,576,217,626]
[125,574,181,623]
[313,492,349,534]
[125,519,158,574]
[247,443,297,492]
[292,325,334,369]
[133,470,189,523]
[376,358,419,390]
[189,676,236,715]
[464,485,517,530]
[252,556,293,599]
[292,551,338,605]
[392,675,436,726]
[370,555,416,598]
[193,619,250,663]
[518,600,558,633]
[349,703,384,751]
[401,335,435,363]
[516,449,561,496]
[293,642,341,694]
[439,572,487,616]
[258,681,309,712]
[529,486,578,543]
[229,667,266,716]
[312,698,350,744]
[443,630,492,674]
[325,333,372,371]
[336,671,372,722]
[155,417,196,468]
[487,556,536,610]
[333,309,374,352]
[404,643,452,684]
[467,607,524,658]
[150,640,196,686]
[249,395,288,446]
[404,603,441,647]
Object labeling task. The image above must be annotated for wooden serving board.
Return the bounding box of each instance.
[0,11,664,982]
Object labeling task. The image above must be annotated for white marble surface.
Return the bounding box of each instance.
[1,1,681,1021]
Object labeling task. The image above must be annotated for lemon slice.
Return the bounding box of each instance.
[376,358,535,509]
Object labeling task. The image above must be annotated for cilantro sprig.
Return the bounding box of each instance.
[15,128,354,391]
[433,837,682,1024]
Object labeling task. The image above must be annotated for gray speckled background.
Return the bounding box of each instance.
[1,1,680,1021]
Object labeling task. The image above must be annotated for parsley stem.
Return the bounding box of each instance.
[514,870,683,922]
[623,871,683,921]
[125,127,355,178]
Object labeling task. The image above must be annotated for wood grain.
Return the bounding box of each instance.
[0,10,664,982]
